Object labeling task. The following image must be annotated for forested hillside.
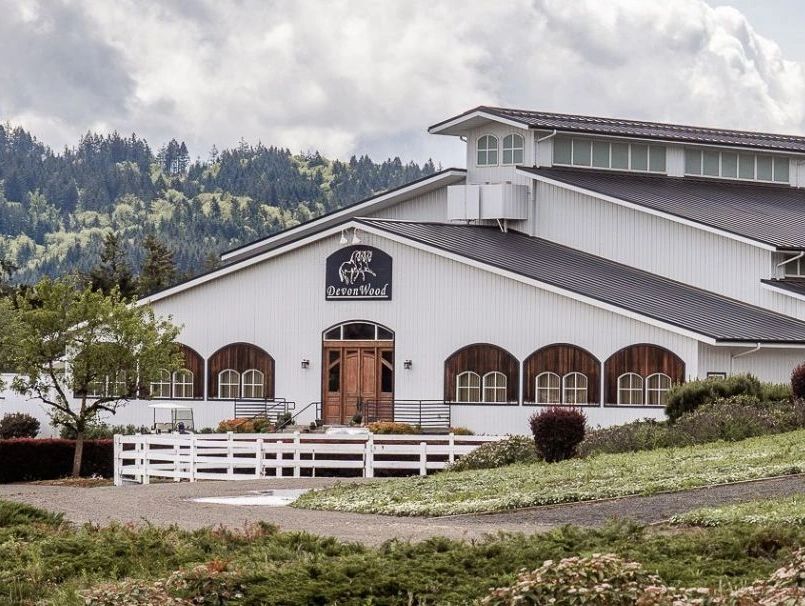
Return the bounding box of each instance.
[0,125,438,284]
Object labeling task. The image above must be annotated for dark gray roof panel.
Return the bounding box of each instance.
[762,279,805,298]
[433,106,805,153]
[521,166,805,250]
[359,219,805,344]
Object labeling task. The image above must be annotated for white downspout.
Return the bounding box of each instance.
[729,343,761,375]
[776,251,804,276]
[534,129,558,168]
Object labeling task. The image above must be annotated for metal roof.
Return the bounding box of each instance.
[358,219,805,344]
[520,166,805,250]
[430,106,805,153]
[762,279,805,298]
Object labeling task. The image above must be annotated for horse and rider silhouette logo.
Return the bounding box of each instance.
[338,249,376,285]
[326,245,392,300]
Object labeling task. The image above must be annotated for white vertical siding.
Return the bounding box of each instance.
[143,231,700,433]
[697,343,805,383]
[464,124,535,187]
[371,188,447,222]
[532,182,805,319]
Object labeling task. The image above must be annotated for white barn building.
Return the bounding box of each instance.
[10,106,805,435]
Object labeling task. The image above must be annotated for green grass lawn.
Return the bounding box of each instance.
[671,495,805,527]
[293,429,805,516]
[1,500,803,605]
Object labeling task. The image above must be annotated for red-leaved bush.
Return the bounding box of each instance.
[792,362,805,400]
[529,407,586,463]
[0,439,113,483]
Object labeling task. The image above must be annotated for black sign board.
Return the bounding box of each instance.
[325,245,392,301]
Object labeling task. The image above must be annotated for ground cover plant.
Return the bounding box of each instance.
[449,435,539,471]
[293,429,805,515]
[2,500,805,605]
[671,495,805,527]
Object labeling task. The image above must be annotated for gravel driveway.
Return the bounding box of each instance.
[0,474,802,546]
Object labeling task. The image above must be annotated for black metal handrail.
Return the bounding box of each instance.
[361,399,451,430]
[274,401,322,431]
[233,397,295,421]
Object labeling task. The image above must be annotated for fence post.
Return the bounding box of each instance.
[173,439,180,482]
[419,441,427,476]
[448,432,455,465]
[133,433,142,484]
[142,436,150,485]
[275,439,283,477]
[255,438,264,478]
[293,431,301,478]
[113,434,122,486]
[365,433,374,478]
[189,434,197,483]
[227,432,234,479]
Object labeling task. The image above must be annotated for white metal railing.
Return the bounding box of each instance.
[113,432,503,485]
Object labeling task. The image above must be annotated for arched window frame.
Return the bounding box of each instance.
[477,135,498,166]
[502,134,524,165]
[456,371,481,402]
[108,371,128,398]
[562,372,589,405]
[535,371,561,404]
[617,372,644,405]
[86,377,106,398]
[173,369,194,399]
[218,369,241,400]
[241,369,265,400]
[482,371,507,403]
[645,372,672,406]
[151,369,172,399]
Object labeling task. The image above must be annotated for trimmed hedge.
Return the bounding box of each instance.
[664,374,791,421]
[0,439,113,483]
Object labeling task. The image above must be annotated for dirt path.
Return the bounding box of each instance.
[0,474,802,546]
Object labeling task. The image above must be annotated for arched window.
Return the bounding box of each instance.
[208,343,274,400]
[173,369,194,399]
[218,369,240,399]
[109,372,128,397]
[151,369,172,399]
[604,344,684,405]
[535,372,561,404]
[477,135,498,166]
[456,371,481,402]
[242,369,265,399]
[618,373,644,405]
[563,372,589,404]
[86,378,105,398]
[502,134,524,165]
[646,373,672,406]
[483,371,507,402]
[324,322,393,341]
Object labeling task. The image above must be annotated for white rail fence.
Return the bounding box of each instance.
[114,432,503,485]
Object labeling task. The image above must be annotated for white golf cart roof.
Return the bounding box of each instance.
[148,403,194,410]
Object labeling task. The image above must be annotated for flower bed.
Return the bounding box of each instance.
[293,429,805,515]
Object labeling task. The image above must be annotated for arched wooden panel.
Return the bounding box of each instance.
[177,343,204,399]
[444,343,519,402]
[208,342,275,399]
[604,343,684,404]
[523,343,600,403]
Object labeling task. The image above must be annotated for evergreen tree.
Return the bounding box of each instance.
[88,232,137,298]
[139,235,178,296]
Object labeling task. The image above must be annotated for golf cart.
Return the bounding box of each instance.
[149,403,195,433]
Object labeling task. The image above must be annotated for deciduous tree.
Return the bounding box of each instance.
[6,277,181,476]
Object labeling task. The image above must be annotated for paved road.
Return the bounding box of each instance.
[0,475,802,546]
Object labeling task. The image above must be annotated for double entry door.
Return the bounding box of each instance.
[323,342,393,425]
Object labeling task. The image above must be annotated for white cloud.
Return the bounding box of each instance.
[0,0,803,165]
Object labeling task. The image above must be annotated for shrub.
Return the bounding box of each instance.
[529,407,586,462]
[449,426,474,435]
[580,396,805,457]
[0,412,40,439]
[0,438,113,482]
[792,362,805,399]
[762,381,792,402]
[665,374,762,421]
[216,417,273,433]
[60,423,150,439]
[366,422,419,434]
[449,435,539,471]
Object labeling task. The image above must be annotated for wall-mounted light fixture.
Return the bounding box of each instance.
[351,227,361,245]
[339,230,348,245]
[403,359,412,370]
[301,359,310,369]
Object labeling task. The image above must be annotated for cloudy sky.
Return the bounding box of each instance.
[1,0,804,166]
